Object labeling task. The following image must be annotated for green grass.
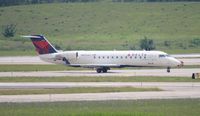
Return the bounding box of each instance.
[0,99,200,116]
[0,2,200,55]
[0,76,199,82]
[0,87,160,95]
[0,64,199,72]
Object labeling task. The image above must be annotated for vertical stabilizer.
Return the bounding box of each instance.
[23,35,57,55]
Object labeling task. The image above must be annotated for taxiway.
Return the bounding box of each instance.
[0,82,200,102]
[0,68,199,77]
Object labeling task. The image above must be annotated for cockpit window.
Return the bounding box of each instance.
[159,54,169,58]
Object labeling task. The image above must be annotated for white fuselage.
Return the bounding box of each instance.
[39,50,182,68]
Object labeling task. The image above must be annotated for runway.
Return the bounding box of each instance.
[0,82,199,90]
[0,82,200,103]
[0,68,199,77]
[0,56,51,64]
[0,56,200,65]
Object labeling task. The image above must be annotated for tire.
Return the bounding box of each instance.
[102,68,107,73]
[96,69,102,73]
[167,67,170,73]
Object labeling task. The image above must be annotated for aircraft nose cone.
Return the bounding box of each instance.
[177,60,184,68]
[170,58,184,68]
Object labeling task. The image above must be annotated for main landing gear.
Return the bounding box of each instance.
[167,67,170,73]
[96,67,110,73]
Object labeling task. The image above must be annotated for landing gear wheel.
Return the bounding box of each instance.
[102,68,107,73]
[96,69,102,73]
[167,67,170,73]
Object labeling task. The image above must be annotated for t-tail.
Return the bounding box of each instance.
[22,35,57,55]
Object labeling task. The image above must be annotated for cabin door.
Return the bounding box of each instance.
[147,54,154,66]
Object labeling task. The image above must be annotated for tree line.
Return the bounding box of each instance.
[0,0,99,6]
[112,0,200,2]
[0,0,200,7]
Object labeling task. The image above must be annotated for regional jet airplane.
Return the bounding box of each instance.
[23,35,183,73]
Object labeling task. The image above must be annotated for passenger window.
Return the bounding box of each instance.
[159,55,165,58]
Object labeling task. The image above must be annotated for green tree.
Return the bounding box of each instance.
[2,24,17,38]
[139,37,156,51]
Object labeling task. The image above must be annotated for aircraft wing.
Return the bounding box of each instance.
[70,64,121,68]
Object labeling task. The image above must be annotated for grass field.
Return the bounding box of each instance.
[0,87,160,95]
[0,76,199,82]
[0,2,200,55]
[0,99,200,116]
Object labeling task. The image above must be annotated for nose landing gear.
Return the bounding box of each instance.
[167,67,170,73]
